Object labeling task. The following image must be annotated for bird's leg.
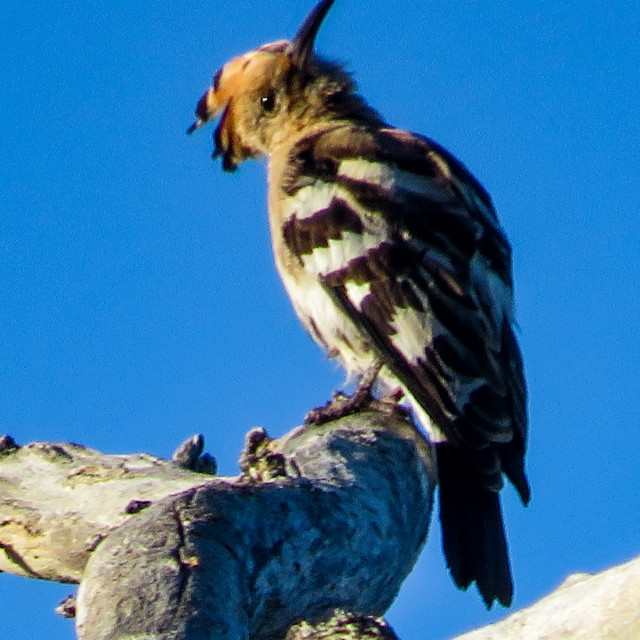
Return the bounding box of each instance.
[381,387,405,404]
[348,361,383,406]
[305,362,407,425]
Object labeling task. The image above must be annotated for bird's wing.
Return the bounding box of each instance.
[280,124,527,498]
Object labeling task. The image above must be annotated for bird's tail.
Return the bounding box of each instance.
[436,443,513,608]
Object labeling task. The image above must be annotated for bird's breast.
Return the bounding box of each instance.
[273,222,378,377]
[267,172,381,377]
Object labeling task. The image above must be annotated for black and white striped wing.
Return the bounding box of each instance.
[279,124,529,606]
[280,125,528,498]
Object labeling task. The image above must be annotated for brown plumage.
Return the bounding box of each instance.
[188,0,529,608]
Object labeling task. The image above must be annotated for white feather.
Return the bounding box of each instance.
[344,280,372,310]
[388,303,438,365]
[338,158,451,202]
[302,230,381,276]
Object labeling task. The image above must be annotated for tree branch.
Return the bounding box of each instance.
[1,413,436,640]
[453,554,640,640]
[2,421,639,640]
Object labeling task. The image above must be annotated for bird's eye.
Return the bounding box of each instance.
[260,90,276,113]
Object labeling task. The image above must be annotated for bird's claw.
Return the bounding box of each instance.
[304,389,408,425]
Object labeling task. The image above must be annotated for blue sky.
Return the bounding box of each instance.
[1,1,639,638]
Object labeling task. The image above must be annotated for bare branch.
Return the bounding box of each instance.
[1,412,436,640]
[3,418,638,640]
[453,555,640,640]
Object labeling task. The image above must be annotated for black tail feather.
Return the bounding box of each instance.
[437,443,513,608]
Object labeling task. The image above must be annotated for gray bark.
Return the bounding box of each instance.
[0,413,436,640]
[2,419,639,640]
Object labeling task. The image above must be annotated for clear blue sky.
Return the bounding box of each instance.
[1,1,639,638]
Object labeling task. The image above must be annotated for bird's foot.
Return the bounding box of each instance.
[305,363,379,425]
[305,391,363,425]
[305,384,409,426]
[305,363,410,425]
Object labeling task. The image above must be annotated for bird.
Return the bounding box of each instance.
[188,0,529,609]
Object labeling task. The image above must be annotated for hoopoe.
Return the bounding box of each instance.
[188,0,529,608]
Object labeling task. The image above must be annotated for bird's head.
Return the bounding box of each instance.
[187,0,381,171]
